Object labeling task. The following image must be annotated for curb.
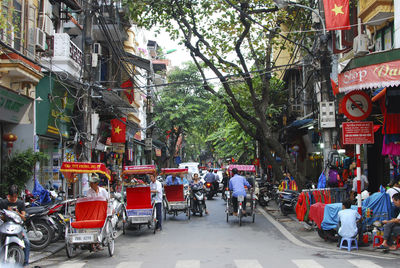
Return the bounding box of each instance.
[258,207,396,260]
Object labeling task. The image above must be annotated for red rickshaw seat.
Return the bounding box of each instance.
[71,199,107,229]
[126,187,152,210]
[164,185,185,202]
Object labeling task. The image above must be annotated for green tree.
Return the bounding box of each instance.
[128,0,315,182]
[1,149,48,196]
[153,62,213,167]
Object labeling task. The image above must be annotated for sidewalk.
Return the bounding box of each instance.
[29,241,65,264]
[261,201,400,258]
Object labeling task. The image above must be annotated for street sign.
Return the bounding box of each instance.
[341,90,372,121]
[342,121,374,145]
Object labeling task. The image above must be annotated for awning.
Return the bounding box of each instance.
[287,119,313,129]
[101,91,138,112]
[338,49,400,93]
[122,52,151,71]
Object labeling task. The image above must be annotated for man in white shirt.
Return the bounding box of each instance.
[379,193,400,250]
[386,181,400,200]
[150,174,163,231]
[338,199,362,243]
[87,174,109,200]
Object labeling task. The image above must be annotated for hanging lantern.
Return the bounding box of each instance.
[3,133,18,148]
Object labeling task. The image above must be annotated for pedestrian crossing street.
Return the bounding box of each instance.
[56,258,385,268]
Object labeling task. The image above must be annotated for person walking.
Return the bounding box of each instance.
[150,174,163,231]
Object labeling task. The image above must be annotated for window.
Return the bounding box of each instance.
[0,0,24,52]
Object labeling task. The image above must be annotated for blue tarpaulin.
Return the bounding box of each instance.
[321,190,392,230]
[32,179,51,206]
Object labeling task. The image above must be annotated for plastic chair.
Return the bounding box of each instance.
[372,235,384,248]
[339,237,358,251]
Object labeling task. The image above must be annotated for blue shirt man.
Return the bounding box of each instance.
[165,175,182,186]
[229,173,251,197]
[204,170,216,183]
[338,199,361,238]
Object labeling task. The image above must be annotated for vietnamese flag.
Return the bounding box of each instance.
[111,118,126,143]
[323,0,350,31]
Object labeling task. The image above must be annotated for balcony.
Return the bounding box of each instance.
[40,33,82,79]
[0,53,43,85]
[359,0,394,26]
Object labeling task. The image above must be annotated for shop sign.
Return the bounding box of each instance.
[0,87,32,123]
[342,121,374,145]
[113,143,125,153]
[339,59,400,93]
[155,148,162,157]
[36,76,74,139]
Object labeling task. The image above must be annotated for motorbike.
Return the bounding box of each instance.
[0,209,26,265]
[277,190,299,216]
[25,206,55,250]
[258,181,278,207]
[190,185,206,216]
[204,182,216,200]
[47,200,70,243]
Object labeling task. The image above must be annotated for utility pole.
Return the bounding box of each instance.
[81,0,93,164]
[145,66,153,164]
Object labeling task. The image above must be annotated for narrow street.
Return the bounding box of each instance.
[34,196,397,268]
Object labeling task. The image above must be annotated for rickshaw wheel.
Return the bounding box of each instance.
[226,212,228,222]
[163,207,167,221]
[252,212,255,223]
[239,210,242,226]
[122,210,127,235]
[187,207,191,220]
[107,221,115,257]
[65,241,74,258]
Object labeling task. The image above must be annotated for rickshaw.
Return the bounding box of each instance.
[225,165,257,226]
[161,168,190,220]
[59,162,115,258]
[120,165,158,234]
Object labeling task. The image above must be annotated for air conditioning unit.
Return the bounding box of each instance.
[38,15,54,36]
[35,28,46,51]
[353,34,369,57]
[93,43,102,55]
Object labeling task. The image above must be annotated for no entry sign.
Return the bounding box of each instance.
[342,121,374,145]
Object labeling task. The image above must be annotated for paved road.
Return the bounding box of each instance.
[34,196,397,268]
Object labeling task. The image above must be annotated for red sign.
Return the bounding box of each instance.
[342,122,374,145]
[60,162,111,180]
[122,165,156,175]
[341,90,372,121]
[339,59,400,93]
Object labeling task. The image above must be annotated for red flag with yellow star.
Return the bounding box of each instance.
[323,0,350,31]
[110,118,126,143]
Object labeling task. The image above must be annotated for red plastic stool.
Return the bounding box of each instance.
[396,236,400,249]
[373,235,384,248]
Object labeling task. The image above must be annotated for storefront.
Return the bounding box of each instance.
[35,75,75,187]
[0,85,34,185]
[338,49,400,191]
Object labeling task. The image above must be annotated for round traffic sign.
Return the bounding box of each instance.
[341,90,372,121]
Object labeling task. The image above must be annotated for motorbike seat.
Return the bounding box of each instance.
[26,206,47,215]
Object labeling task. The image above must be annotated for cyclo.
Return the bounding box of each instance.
[59,162,115,258]
[120,165,158,234]
[161,168,190,220]
[225,165,256,226]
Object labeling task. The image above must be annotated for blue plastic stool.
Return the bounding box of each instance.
[339,237,358,251]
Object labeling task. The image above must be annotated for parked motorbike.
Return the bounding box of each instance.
[0,209,26,265]
[190,185,206,216]
[258,181,278,207]
[25,206,55,250]
[277,190,299,216]
[47,201,69,243]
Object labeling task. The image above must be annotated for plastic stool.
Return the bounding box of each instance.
[373,235,384,248]
[340,237,358,251]
[396,236,400,249]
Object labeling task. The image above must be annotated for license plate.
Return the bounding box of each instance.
[238,196,244,201]
[72,234,94,243]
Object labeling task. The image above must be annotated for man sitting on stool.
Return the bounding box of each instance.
[379,192,400,250]
[337,199,366,247]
